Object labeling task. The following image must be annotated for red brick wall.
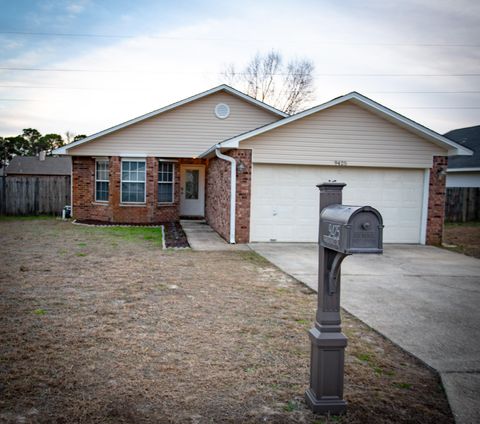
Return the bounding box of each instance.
[72,156,181,223]
[231,150,252,243]
[205,155,230,241]
[72,156,111,222]
[205,149,252,243]
[426,155,448,245]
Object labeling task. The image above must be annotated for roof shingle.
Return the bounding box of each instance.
[6,156,71,176]
[444,125,480,169]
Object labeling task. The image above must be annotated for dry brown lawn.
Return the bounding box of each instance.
[0,218,453,423]
[444,222,480,259]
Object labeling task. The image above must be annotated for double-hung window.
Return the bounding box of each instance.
[95,159,109,202]
[121,159,146,203]
[158,162,174,203]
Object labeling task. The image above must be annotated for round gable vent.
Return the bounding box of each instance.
[215,103,230,119]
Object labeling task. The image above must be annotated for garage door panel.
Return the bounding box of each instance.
[250,164,424,243]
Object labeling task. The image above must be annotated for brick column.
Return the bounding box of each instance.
[146,157,157,222]
[231,149,252,244]
[205,156,230,241]
[205,149,252,243]
[426,156,448,245]
[110,156,121,208]
[72,156,95,221]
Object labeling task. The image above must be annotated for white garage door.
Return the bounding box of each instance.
[250,164,426,243]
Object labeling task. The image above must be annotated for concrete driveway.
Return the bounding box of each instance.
[249,243,480,424]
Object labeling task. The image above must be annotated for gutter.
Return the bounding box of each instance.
[447,167,480,173]
[52,146,67,155]
[215,148,236,244]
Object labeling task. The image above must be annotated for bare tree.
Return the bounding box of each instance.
[65,131,74,144]
[65,131,86,144]
[222,50,315,114]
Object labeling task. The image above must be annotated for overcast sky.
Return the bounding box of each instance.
[0,0,479,138]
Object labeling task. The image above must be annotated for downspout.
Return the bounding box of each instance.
[215,148,236,244]
[70,156,73,218]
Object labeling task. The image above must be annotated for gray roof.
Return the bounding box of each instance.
[6,156,71,176]
[444,125,480,169]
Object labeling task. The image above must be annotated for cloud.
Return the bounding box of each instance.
[66,1,89,15]
[1,0,478,136]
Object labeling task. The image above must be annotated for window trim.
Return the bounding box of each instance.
[120,158,146,204]
[95,158,109,203]
[158,161,175,204]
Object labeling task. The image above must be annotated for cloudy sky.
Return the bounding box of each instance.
[0,0,479,138]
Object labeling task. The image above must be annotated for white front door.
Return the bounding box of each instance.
[180,165,205,217]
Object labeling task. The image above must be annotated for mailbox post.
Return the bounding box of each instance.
[305,182,383,414]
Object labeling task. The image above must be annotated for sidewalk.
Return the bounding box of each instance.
[180,220,249,251]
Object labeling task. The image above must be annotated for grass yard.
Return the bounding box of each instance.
[77,224,164,247]
[444,221,480,259]
[0,218,453,423]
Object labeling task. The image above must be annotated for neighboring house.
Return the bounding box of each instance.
[444,125,480,188]
[2,154,72,216]
[53,84,471,245]
[5,154,72,176]
[6,155,72,176]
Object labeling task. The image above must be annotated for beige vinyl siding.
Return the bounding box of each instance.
[69,91,280,157]
[242,101,446,168]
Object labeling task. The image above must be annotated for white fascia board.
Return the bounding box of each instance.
[221,85,288,117]
[52,146,67,155]
[199,143,221,159]
[447,167,480,173]
[220,139,240,148]
[60,84,287,154]
[216,91,473,156]
[199,139,245,158]
[120,153,147,158]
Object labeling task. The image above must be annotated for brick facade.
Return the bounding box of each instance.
[73,152,446,245]
[205,149,252,243]
[231,149,252,243]
[426,155,448,245]
[205,155,230,241]
[72,156,205,224]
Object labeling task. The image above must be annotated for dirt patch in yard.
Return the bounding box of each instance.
[444,222,480,259]
[0,218,453,423]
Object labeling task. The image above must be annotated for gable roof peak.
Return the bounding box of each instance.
[53,84,288,155]
[207,90,472,157]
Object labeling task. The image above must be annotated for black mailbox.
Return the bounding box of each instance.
[320,204,383,254]
[307,184,385,415]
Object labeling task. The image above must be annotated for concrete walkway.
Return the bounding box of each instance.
[181,220,249,251]
[249,242,480,424]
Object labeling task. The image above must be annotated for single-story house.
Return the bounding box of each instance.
[53,84,471,245]
[6,154,71,176]
[445,125,480,188]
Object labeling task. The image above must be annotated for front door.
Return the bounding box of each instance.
[180,165,205,217]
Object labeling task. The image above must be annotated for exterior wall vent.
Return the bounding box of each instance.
[215,103,230,119]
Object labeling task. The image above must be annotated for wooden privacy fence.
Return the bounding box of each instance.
[0,176,70,215]
[445,187,480,222]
